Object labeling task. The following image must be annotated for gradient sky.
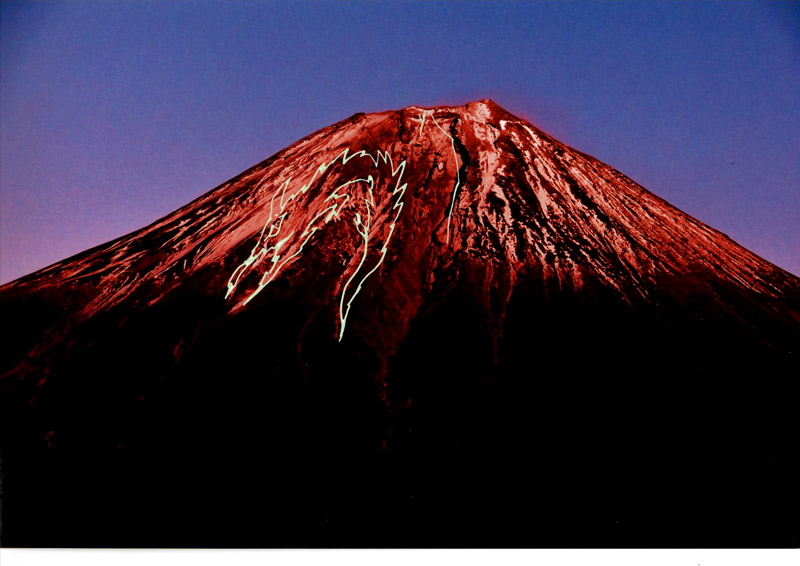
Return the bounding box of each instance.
[1,0,798,283]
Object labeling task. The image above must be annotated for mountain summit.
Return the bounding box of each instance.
[1,100,798,548]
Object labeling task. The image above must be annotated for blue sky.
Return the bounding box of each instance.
[1,0,798,282]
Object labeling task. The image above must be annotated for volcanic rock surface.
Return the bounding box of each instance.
[1,100,798,547]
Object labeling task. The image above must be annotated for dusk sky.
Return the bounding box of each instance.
[1,0,798,283]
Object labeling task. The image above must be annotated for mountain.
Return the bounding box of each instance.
[1,100,798,548]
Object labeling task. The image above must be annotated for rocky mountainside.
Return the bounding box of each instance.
[1,100,798,548]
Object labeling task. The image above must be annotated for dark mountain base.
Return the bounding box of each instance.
[1,277,797,548]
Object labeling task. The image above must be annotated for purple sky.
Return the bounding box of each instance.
[1,0,798,283]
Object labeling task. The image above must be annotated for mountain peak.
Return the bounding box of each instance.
[466,97,509,113]
[406,98,515,122]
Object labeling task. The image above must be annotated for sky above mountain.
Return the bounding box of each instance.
[1,0,798,283]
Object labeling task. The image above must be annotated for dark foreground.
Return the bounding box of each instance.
[1,281,797,548]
